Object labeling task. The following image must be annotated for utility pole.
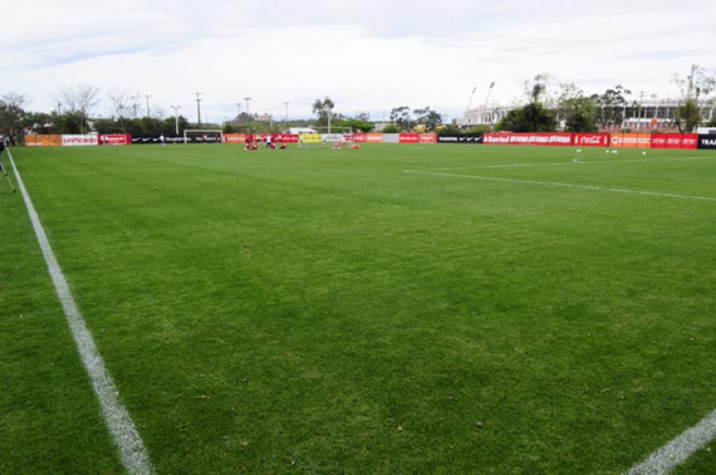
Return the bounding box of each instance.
[283,101,290,124]
[171,105,181,135]
[195,92,203,125]
[145,94,151,118]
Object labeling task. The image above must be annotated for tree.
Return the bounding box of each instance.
[56,85,100,134]
[496,103,556,132]
[0,92,29,138]
[557,84,598,132]
[107,89,135,133]
[389,106,413,131]
[413,106,443,131]
[590,85,633,129]
[495,74,557,132]
[312,96,335,127]
[672,64,716,132]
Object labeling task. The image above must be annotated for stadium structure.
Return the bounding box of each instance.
[458,98,716,130]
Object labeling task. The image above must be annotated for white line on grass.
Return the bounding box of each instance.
[403,170,716,202]
[407,155,716,173]
[7,150,153,475]
[626,411,716,475]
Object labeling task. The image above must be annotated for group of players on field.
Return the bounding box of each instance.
[244,133,288,151]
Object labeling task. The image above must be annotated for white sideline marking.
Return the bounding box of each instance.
[411,155,716,173]
[626,411,716,475]
[7,150,153,475]
[403,170,716,202]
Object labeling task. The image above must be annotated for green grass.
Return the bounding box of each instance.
[1,143,715,474]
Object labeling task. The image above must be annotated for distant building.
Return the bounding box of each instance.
[459,99,716,130]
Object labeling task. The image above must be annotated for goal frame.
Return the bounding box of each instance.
[183,129,224,144]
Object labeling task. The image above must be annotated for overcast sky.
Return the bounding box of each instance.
[2,0,715,124]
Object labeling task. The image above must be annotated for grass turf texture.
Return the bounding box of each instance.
[2,143,715,474]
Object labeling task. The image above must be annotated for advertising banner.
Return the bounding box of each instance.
[62,134,99,146]
[650,133,668,149]
[367,133,384,143]
[353,133,368,143]
[437,133,484,144]
[383,134,399,144]
[224,133,247,144]
[484,133,572,146]
[25,135,62,147]
[399,133,420,144]
[100,134,131,145]
[681,134,698,150]
[573,133,610,147]
[419,133,437,144]
[698,134,716,150]
[610,133,650,148]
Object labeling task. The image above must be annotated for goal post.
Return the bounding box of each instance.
[297,127,353,149]
[183,129,224,144]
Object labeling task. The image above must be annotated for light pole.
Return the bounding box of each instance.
[283,101,289,124]
[145,94,151,117]
[244,97,251,119]
[195,92,203,124]
[171,105,181,135]
[236,102,242,121]
[483,81,495,109]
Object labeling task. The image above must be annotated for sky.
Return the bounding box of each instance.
[2,0,715,124]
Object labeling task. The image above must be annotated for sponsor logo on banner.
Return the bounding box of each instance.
[62,134,99,146]
[698,134,716,149]
[399,133,420,144]
[367,133,384,143]
[484,133,572,146]
[574,133,610,147]
[437,133,484,144]
[611,133,650,148]
[353,133,368,143]
[100,134,131,145]
[419,133,437,144]
[224,133,247,143]
[682,134,698,149]
[25,135,63,147]
[484,133,511,144]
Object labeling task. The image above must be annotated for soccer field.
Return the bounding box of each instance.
[2,143,715,474]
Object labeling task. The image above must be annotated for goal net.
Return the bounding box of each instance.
[183,129,224,144]
[297,127,353,149]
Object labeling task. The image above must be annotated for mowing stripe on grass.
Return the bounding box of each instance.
[7,150,153,475]
[403,170,716,202]
[626,411,716,475]
[413,156,716,172]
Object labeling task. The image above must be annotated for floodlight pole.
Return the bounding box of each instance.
[195,92,203,125]
[171,105,181,135]
[244,97,251,120]
[483,81,495,109]
[283,101,289,124]
[236,103,242,121]
[145,94,151,118]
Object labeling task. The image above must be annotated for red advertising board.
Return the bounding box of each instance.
[682,134,698,150]
[367,133,384,143]
[353,133,368,143]
[419,133,437,144]
[650,133,698,150]
[100,134,131,145]
[399,133,420,144]
[484,133,573,146]
[573,133,610,147]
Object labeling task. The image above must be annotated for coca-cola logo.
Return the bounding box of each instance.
[579,136,602,144]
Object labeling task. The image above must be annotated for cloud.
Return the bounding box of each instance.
[2,0,715,122]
